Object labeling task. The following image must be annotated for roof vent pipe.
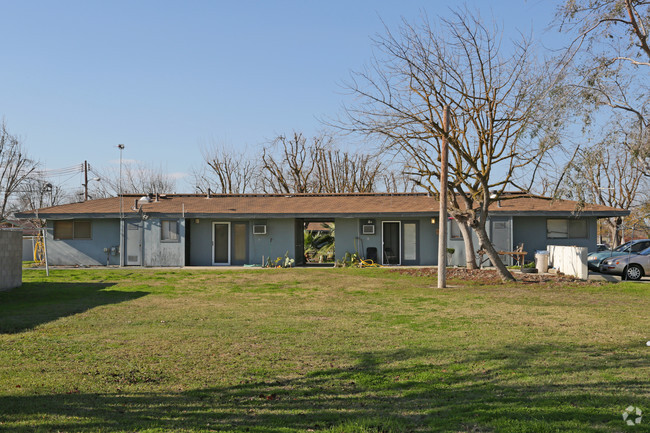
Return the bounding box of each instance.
[207,188,211,199]
[134,199,138,210]
[155,193,159,202]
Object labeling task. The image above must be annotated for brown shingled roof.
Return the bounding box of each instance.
[16,193,629,218]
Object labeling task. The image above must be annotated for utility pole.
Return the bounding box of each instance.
[83,160,88,201]
[118,144,125,267]
[438,105,450,289]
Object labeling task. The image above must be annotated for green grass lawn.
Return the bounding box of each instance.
[0,268,648,432]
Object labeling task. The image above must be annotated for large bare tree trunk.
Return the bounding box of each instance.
[607,218,623,247]
[473,223,515,282]
[455,217,478,269]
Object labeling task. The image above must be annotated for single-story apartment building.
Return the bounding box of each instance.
[16,192,628,267]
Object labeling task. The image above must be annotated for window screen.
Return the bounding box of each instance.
[547,219,587,239]
[161,220,179,241]
[568,219,587,238]
[54,220,91,240]
[54,221,74,240]
[73,221,92,239]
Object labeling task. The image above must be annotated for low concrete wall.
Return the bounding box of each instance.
[548,245,588,280]
[0,230,22,290]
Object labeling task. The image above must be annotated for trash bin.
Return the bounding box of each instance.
[535,250,549,273]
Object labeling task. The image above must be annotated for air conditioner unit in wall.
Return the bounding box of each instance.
[362,224,375,235]
[253,224,267,235]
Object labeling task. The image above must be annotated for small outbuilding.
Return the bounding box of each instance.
[0,229,23,290]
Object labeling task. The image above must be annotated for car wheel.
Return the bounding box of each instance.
[624,264,643,281]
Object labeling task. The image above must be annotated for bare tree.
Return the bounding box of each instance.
[0,120,38,219]
[380,170,420,193]
[260,131,385,194]
[343,11,561,280]
[260,132,326,193]
[557,0,650,171]
[14,179,68,214]
[559,119,648,245]
[193,144,257,194]
[90,162,176,197]
[314,147,382,193]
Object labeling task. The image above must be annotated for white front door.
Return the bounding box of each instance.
[125,221,142,266]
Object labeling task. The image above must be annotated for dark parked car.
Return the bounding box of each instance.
[596,243,610,252]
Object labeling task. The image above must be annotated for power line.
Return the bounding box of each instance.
[33,163,83,177]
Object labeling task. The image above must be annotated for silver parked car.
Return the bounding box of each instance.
[599,246,650,280]
[588,239,650,271]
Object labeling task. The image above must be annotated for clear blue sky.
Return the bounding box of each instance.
[1,0,560,191]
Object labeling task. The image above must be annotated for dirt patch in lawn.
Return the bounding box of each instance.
[390,267,595,285]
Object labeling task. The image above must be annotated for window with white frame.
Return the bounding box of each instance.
[161,220,179,242]
[546,218,587,239]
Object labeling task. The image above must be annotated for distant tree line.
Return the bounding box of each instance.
[192,131,417,195]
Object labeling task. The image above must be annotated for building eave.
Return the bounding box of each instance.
[498,210,631,217]
[16,209,630,220]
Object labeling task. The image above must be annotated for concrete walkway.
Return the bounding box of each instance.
[587,271,650,283]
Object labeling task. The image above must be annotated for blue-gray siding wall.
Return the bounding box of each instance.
[46,219,121,266]
[188,219,211,266]
[188,218,295,266]
[142,218,185,267]
[188,216,441,266]
[513,216,598,261]
[446,216,599,266]
[418,217,439,265]
[333,218,357,260]
[335,217,439,265]
[250,219,295,265]
[43,215,600,267]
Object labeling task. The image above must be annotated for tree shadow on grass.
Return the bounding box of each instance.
[0,345,647,432]
[0,282,148,333]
